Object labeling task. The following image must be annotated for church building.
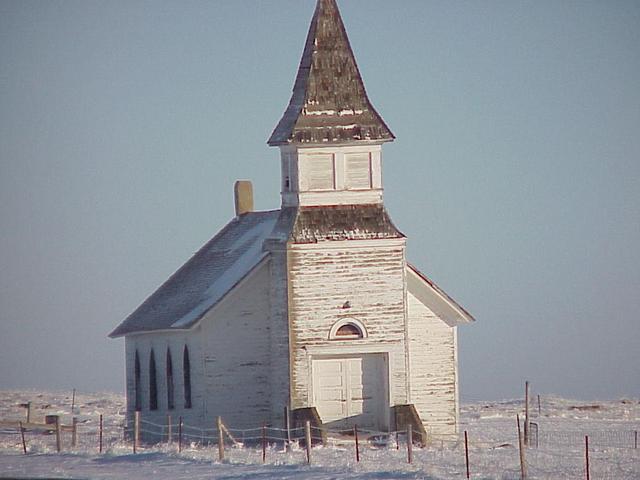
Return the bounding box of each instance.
[110,0,474,441]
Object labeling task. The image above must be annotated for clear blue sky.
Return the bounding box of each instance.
[1,0,638,400]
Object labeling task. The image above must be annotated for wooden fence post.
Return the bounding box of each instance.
[537,394,541,417]
[217,416,224,461]
[354,425,360,463]
[635,430,638,449]
[524,381,529,446]
[99,414,103,453]
[395,430,399,450]
[71,388,76,414]
[407,424,413,464]
[26,402,32,424]
[71,417,78,447]
[19,421,27,454]
[55,416,62,453]
[133,411,140,454]
[585,435,590,480]
[517,415,527,480]
[178,416,183,453]
[262,422,267,463]
[305,420,312,465]
[284,406,291,452]
[167,415,172,445]
[464,430,470,479]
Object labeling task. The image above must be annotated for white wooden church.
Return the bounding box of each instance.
[110,0,474,441]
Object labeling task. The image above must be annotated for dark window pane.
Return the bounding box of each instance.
[336,324,362,337]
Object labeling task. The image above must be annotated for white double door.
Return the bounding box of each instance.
[312,354,387,430]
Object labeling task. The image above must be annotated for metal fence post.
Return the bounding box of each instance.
[19,421,27,454]
[354,425,360,463]
[464,430,470,479]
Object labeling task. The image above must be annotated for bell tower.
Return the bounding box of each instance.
[266,0,409,430]
[268,0,394,208]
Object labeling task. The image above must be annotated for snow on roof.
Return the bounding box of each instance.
[109,210,280,337]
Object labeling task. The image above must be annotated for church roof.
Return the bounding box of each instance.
[110,205,404,337]
[109,211,280,337]
[268,0,394,146]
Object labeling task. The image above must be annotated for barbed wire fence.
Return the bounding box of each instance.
[1,412,638,478]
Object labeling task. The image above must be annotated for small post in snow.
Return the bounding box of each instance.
[537,394,541,417]
[133,411,140,454]
[55,416,62,453]
[585,435,590,480]
[517,415,527,480]
[166,415,172,445]
[284,406,291,452]
[305,420,312,465]
[19,421,27,454]
[635,430,638,449]
[71,388,76,414]
[407,424,413,464]
[524,381,530,446]
[354,425,360,462]
[261,422,267,463]
[178,416,183,453]
[71,417,78,447]
[464,430,470,479]
[217,416,224,461]
[99,414,103,453]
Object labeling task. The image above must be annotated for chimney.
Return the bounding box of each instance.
[234,180,253,216]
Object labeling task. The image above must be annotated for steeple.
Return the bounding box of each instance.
[268,0,394,146]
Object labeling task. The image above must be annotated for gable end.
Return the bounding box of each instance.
[406,264,475,327]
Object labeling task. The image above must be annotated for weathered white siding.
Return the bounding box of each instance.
[287,239,409,420]
[123,262,274,439]
[266,248,291,427]
[407,292,458,437]
[199,261,272,429]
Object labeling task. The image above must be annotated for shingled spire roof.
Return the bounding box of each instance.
[268,0,394,146]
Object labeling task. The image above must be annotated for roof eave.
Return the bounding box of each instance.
[268,136,395,148]
[407,263,476,325]
[109,255,272,338]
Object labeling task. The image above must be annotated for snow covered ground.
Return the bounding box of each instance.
[1,390,638,479]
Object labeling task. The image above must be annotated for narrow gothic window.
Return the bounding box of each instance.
[183,346,192,409]
[134,350,141,411]
[149,349,158,410]
[166,348,175,410]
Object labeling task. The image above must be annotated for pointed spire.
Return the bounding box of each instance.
[268,0,394,146]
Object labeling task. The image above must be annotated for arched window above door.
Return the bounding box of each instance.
[329,318,367,340]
